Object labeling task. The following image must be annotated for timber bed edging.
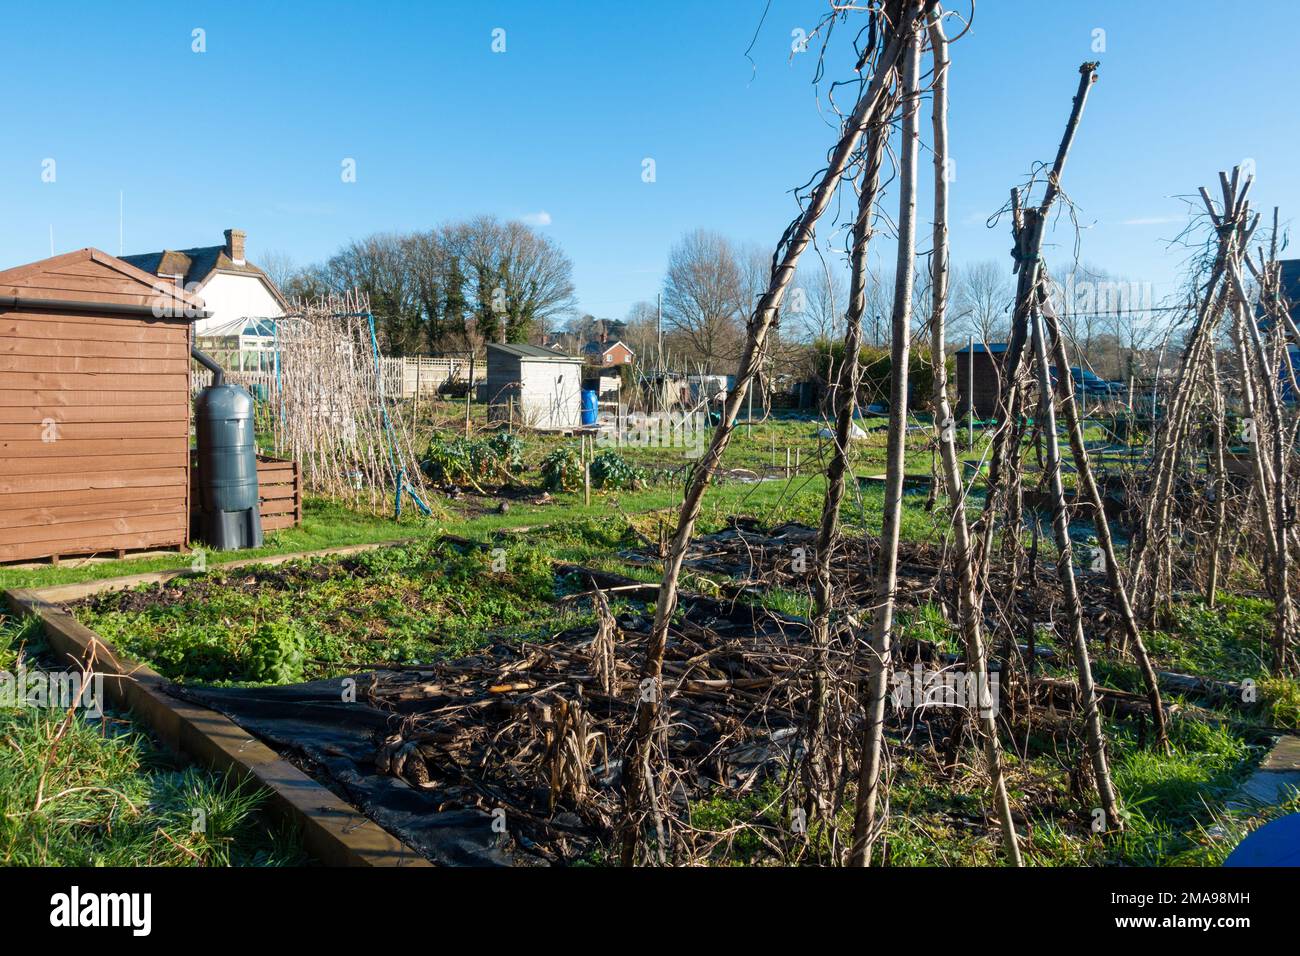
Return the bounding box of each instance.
[3,537,430,868]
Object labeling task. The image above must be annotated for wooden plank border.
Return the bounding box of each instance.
[4,537,428,867]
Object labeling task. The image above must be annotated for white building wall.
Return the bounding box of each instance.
[193,272,284,336]
[519,359,582,430]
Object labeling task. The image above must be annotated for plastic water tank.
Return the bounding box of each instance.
[194,383,264,550]
[581,389,599,426]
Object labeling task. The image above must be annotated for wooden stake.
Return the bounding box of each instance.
[466,355,474,438]
[849,15,923,867]
[804,88,894,830]
[619,0,937,867]
[1038,280,1168,751]
[918,8,1022,864]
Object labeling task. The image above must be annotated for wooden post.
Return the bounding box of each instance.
[414,357,422,425]
[465,356,474,437]
[922,6,1022,863]
[849,17,923,866]
[785,447,791,478]
[967,334,975,447]
[804,84,895,828]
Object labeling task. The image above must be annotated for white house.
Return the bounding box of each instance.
[123,228,288,371]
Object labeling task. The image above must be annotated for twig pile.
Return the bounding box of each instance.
[360,580,813,864]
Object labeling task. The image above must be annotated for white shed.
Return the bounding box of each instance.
[485,343,586,431]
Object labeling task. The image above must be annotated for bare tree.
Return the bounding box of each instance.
[953,260,1013,343]
[793,262,848,344]
[623,300,661,365]
[324,233,421,352]
[257,249,299,297]
[660,229,747,370]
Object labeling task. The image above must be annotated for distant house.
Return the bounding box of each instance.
[955,342,1009,420]
[583,339,635,366]
[485,342,585,431]
[123,228,288,372]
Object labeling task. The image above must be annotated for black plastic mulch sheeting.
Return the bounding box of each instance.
[170,676,533,866]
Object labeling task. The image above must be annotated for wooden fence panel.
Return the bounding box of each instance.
[189,454,302,537]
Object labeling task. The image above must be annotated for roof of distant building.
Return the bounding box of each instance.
[488,342,583,361]
[582,339,634,356]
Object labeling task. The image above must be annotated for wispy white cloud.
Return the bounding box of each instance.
[519,210,552,226]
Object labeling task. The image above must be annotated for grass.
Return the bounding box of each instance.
[1092,718,1258,866]
[76,537,589,684]
[683,712,1271,868]
[1146,594,1274,682]
[60,480,961,688]
[0,471,954,593]
[677,585,1293,868]
[0,615,305,866]
[28,500,1295,868]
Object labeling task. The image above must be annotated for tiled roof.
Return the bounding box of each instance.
[122,245,282,302]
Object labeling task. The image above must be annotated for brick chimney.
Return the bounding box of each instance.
[223,228,246,265]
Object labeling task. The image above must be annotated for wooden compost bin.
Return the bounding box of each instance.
[189,453,302,536]
[0,248,205,563]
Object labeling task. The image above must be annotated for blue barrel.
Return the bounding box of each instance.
[581,389,598,426]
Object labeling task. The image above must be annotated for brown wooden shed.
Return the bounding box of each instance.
[0,248,206,563]
[955,341,1008,421]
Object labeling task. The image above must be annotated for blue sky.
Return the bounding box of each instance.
[1,0,1294,320]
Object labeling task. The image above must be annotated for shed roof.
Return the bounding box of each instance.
[0,247,208,317]
[487,342,583,361]
[955,342,1010,355]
